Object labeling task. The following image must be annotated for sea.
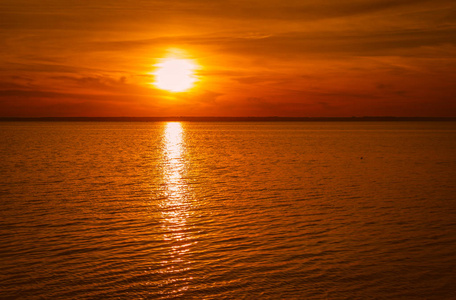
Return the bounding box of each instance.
[1,121,455,299]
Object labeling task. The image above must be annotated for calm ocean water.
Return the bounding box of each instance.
[1,121,455,299]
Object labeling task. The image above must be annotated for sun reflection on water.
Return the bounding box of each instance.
[159,122,194,295]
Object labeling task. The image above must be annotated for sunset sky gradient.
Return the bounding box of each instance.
[1,0,455,117]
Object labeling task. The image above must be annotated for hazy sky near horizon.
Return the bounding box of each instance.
[1,0,455,117]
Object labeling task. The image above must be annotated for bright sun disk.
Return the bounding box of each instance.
[153,58,198,92]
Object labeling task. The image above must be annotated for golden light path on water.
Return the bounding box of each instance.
[159,122,194,295]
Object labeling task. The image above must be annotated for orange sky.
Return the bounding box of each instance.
[1,0,455,117]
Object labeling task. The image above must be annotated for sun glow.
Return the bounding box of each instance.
[153,57,198,92]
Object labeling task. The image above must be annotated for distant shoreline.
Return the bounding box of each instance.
[1,117,456,122]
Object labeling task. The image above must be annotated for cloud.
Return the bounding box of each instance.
[2,0,453,35]
[214,28,456,59]
[0,88,163,117]
[77,24,456,62]
[1,62,93,74]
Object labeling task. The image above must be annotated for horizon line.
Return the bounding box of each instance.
[1,116,456,122]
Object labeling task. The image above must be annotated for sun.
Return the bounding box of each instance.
[153,57,198,92]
